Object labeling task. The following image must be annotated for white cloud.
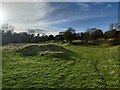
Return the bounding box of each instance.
[93,2,103,5]
[2,2,62,35]
[106,4,112,8]
[4,2,56,23]
[77,3,90,11]
[1,0,120,2]
[35,3,57,19]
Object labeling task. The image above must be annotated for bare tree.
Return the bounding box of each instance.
[1,23,14,33]
[28,29,35,36]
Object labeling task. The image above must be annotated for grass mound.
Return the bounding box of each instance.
[16,44,70,57]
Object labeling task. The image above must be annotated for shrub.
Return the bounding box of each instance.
[108,38,120,46]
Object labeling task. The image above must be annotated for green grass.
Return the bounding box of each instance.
[2,43,120,88]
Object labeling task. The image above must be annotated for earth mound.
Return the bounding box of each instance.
[16,45,40,56]
[16,44,69,57]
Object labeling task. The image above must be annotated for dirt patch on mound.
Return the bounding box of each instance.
[16,44,69,56]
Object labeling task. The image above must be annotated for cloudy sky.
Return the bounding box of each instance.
[1,2,118,35]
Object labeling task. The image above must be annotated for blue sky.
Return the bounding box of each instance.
[1,2,118,35]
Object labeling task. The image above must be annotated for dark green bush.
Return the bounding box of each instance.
[108,38,120,46]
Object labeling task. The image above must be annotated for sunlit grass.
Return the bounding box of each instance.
[2,43,119,88]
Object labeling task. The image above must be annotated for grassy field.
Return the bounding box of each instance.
[2,43,120,88]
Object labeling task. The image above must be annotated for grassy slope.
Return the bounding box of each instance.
[2,43,119,88]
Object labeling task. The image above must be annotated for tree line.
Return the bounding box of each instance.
[1,24,120,46]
